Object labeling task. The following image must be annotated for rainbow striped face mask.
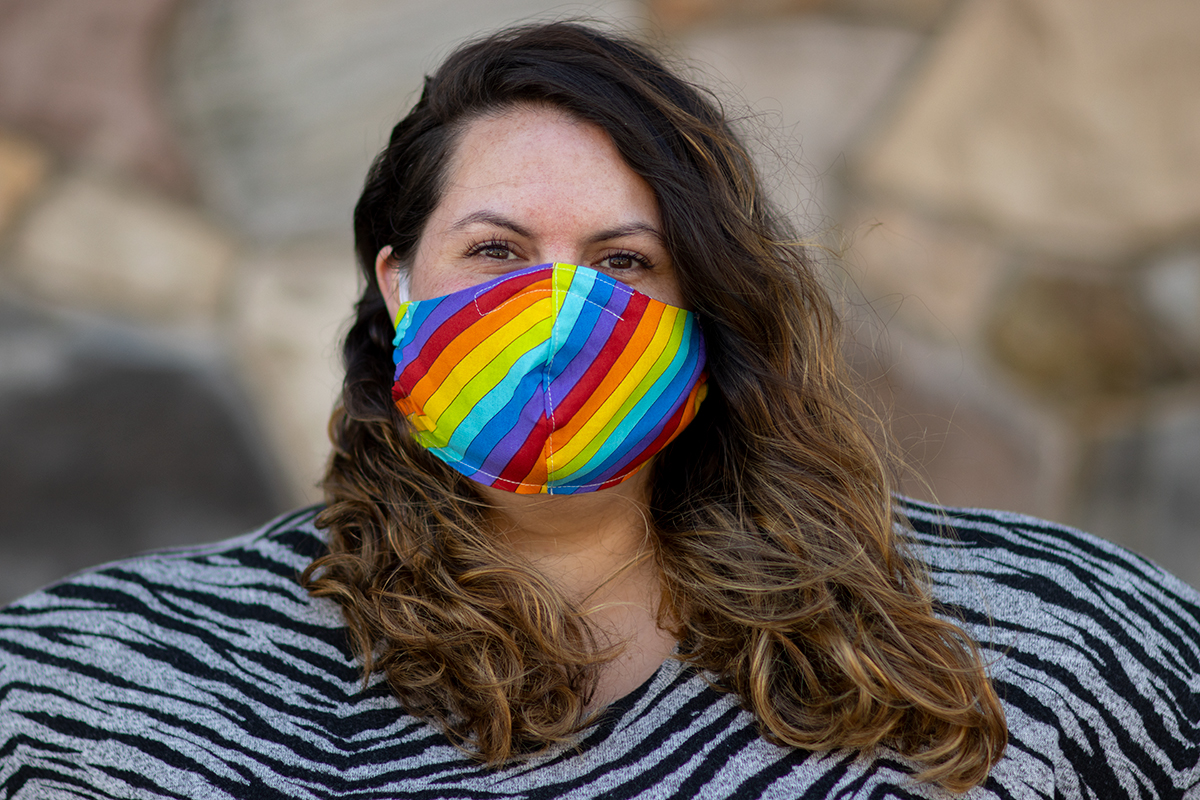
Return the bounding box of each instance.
[390,263,707,494]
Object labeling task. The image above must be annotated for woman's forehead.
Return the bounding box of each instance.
[436,107,661,229]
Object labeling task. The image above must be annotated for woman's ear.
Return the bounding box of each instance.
[375,246,402,321]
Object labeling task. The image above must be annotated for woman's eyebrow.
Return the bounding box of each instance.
[449,211,533,238]
[589,223,664,244]
[448,214,663,245]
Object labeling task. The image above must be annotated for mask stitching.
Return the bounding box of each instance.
[397,264,704,493]
[470,266,635,320]
[545,266,564,487]
[428,447,647,491]
[408,358,707,491]
[476,289,625,321]
[417,368,708,488]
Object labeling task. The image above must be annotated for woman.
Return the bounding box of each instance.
[1,22,1198,799]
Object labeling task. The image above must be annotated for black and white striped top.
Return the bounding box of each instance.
[2,500,1198,798]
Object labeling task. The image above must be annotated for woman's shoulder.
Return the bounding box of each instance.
[0,505,346,669]
[0,506,398,799]
[896,496,1200,796]
[897,494,1200,616]
[0,506,345,669]
[2,505,330,615]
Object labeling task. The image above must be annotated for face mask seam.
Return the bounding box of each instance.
[393,263,705,494]
[460,265,636,321]
[475,288,626,321]
[545,265,561,493]
[428,447,638,489]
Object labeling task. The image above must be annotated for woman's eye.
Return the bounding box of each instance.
[598,253,650,271]
[468,240,516,260]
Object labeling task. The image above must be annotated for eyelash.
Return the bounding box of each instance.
[463,239,656,272]
[465,239,516,259]
[599,250,655,271]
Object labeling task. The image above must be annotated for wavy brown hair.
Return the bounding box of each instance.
[304,21,1006,792]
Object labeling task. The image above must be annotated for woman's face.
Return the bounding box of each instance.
[376,105,682,314]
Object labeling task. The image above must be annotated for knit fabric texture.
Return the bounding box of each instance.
[2,499,1198,798]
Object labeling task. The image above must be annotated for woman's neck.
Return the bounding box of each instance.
[480,470,654,592]
[479,471,677,705]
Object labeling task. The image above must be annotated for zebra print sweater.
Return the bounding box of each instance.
[2,500,1198,798]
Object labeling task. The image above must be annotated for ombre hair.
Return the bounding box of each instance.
[304,21,1006,792]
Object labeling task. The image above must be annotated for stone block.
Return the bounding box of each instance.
[650,0,823,30]
[856,0,1200,260]
[230,243,362,503]
[986,269,1185,401]
[1079,398,1200,590]
[1139,248,1200,354]
[12,172,233,321]
[0,0,190,194]
[166,0,641,245]
[649,0,950,30]
[824,0,953,30]
[0,130,49,236]
[854,330,1070,520]
[843,201,1007,343]
[0,300,285,607]
[672,17,922,222]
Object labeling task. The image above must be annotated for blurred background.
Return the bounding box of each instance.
[1,0,1198,605]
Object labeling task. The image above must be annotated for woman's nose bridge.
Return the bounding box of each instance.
[537,246,585,268]
[528,221,595,268]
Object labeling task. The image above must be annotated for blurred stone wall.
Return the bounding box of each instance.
[0,0,1196,604]
[657,0,1200,589]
